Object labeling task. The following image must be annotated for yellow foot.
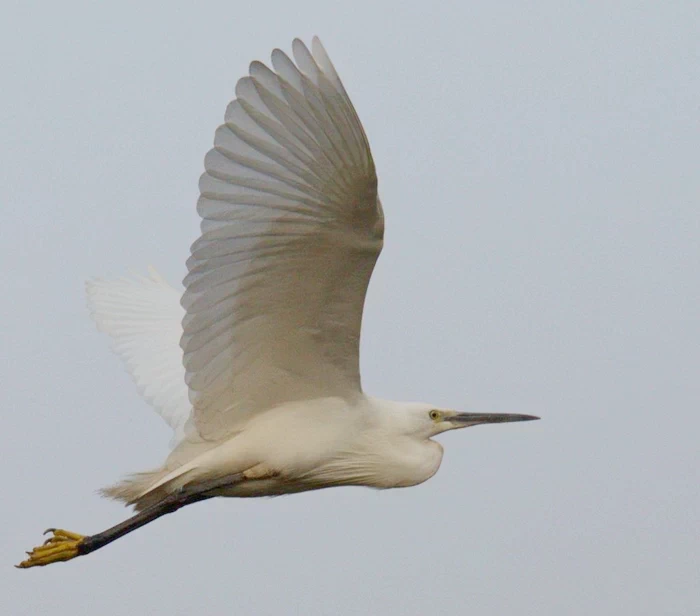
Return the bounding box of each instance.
[16,529,86,569]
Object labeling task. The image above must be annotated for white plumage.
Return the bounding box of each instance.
[82,38,534,512]
[18,37,537,569]
[183,38,383,440]
[86,267,189,443]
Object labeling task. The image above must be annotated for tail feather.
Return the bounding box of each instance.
[102,432,225,510]
[100,468,173,511]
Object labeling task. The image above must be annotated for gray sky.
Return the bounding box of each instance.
[2,2,699,614]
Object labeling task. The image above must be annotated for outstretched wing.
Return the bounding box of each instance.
[86,268,190,443]
[182,37,383,440]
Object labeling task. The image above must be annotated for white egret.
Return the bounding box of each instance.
[18,37,537,569]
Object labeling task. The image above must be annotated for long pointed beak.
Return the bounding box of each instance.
[449,412,540,427]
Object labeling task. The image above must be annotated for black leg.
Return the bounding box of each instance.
[17,473,245,568]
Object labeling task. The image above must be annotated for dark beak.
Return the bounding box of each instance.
[449,412,540,427]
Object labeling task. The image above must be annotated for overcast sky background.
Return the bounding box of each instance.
[2,2,699,615]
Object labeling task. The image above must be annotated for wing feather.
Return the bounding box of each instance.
[181,38,383,440]
[86,268,190,443]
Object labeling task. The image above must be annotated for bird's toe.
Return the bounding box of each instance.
[16,529,86,568]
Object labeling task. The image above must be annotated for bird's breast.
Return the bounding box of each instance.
[372,438,444,489]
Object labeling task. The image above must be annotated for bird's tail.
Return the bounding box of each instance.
[100,468,175,511]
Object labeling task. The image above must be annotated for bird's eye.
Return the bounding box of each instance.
[429,410,441,421]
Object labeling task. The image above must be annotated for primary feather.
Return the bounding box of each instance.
[86,268,190,444]
[181,36,383,441]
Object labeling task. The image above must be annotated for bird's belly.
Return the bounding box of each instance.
[229,399,366,486]
[212,477,321,498]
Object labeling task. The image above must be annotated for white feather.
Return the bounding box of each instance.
[181,37,383,441]
[86,267,190,444]
[76,39,538,517]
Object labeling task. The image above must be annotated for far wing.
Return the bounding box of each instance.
[87,268,190,443]
[181,37,383,440]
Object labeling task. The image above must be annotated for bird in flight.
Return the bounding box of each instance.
[18,37,537,569]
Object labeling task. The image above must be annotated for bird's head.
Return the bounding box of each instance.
[393,402,539,438]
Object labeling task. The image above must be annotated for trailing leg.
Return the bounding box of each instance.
[17,473,244,569]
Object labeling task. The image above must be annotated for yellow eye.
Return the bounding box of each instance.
[429,410,441,421]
